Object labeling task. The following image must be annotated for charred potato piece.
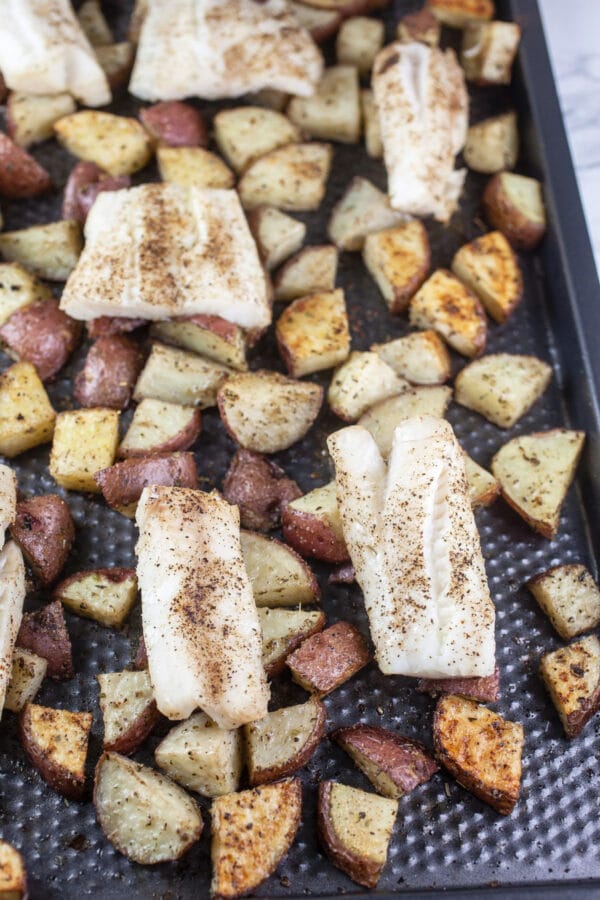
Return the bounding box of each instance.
[426,0,495,27]
[274,245,338,303]
[409,269,487,358]
[286,621,370,696]
[482,172,546,250]
[240,531,320,607]
[259,608,326,676]
[140,101,207,148]
[211,779,302,899]
[0,840,27,898]
[336,17,384,74]
[16,601,74,681]
[0,220,82,281]
[528,565,600,641]
[433,694,523,814]
[223,449,301,532]
[98,670,159,754]
[0,362,56,457]
[74,335,143,409]
[4,648,47,713]
[0,298,81,382]
[491,429,585,539]
[7,91,76,149]
[95,42,135,90]
[214,107,301,174]
[328,351,406,422]
[19,702,92,800]
[461,21,521,85]
[238,142,333,211]
[77,0,113,44]
[0,133,52,199]
[463,452,500,508]
[288,66,361,144]
[464,112,518,174]
[397,8,440,45]
[53,568,138,629]
[10,494,74,586]
[358,385,451,458]
[157,146,234,189]
[318,781,398,889]
[455,353,552,428]
[289,1,342,41]
[95,453,198,517]
[54,111,153,177]
[328,177,403,251]
[281,481,348,563]
[245,698,326,785]
[540,635,600,738]
[451,230,522,323]
[276,288,350,378]
[417,666,500,702]
[118,398,201,458]
[0,262,52,327]
[371,331,451,385]
[248,206,306,272]
[363,221,430,314]
[94,752,203,863]
[62,161,130,224]
[50,408,120,493]
[151,314,247,371]
[134,342,230,409]
[332,724,439,798]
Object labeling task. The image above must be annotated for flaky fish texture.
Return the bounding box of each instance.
[129,0,323,101]
[136,486,269,728]
[0,541,25,717]
[60,183,272,330]
[0,0,110,106]
[372,42,468,223]
[0,465,17,550]
[328,416,495,678]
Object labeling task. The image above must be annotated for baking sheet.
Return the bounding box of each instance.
[1,0,600,897]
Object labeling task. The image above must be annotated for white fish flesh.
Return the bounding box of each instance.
[0,541,26,717]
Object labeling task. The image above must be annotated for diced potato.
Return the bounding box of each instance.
[248,206,306,271]
[98,669,158,753]
[238,142,332,211]
[426,0,495,28]
[463,452,500,508]
[0,221,82,281]
[409,269,487,358]
[328,177,404,251]
[361,89,382,158]
[482,172,546,250]
[77,0,113,45]
[0,362,56,457]
[540,635,600,738]
[157,146,234,189]
[259,608,326,676]
[49,408,120,492]
[134,342,230,408]
[155,712,243,797]
[0,262,52,326]
[19,703,93,800]
[53,568,138,628]
[397,8,441,45]
[371,331,451,385]
[464,112,518,174]
[452,230,522,323]
[461,21,521,85]
[151,315,247,371]
[240,530,320,607]
[213,107,301,174]
[363,221,430,314]
[358,385,451,457]
[245,697,326,785]
[274,245,338,303]
[455,353,551,428]
[222,449,300,532]
[7,92,76,148]
[328,351,406,422]
[0,840,27,899]
[276,288,350,377]
[118,398,201,457]
[336,17,384,75]
[288,66,361,143]
[527,564,600,640]
[289,1,341,42]
[492,429,585,539]
[54,111,153,176]
[286,621,370,696]
[16,600,73,680]
[94,42,135,90]
[4,648,47,713]
[281,481,348,564]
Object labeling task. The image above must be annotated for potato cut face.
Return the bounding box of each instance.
[528,564,600,640]
[211,779,302,898]
[492,429,585,538]
[427,0,495,27]
[336,17,384,74]
[540,635,600,738]
[155,711,243,797]
[452,230,522,323]
[49,408,119,492]
[54,568,137,628]
[286,621,370,696]
[134,342,230,409]
[463,452,500,508]
[461,21,521,85]
[54,111,153,176]
[282,480,348,563]
[363,221,430,315]
[98,669,156,752]
[245,697,326,784]
[361,90,382,158]
[358,385,451,457]
[214,107,301,174]
[0,362,56,458]
[274,245,338,303]
[483,173,546,251]
[9,91,76,149]
[240,531,320,607]
[409,269,487,358]
[0,262,52,326]
[276,288,350,377]
[259,608,326,675]
[288,66,361,143]
[0,221,82,281]
[0,840,27,897]
[151,317,247,371]
[464,112,518,174]
[501,172,545,225]
[238,142,332,211]
[249,206,306,271]
[157,146,234,189]
[371,330,451,385]
[94,752,203,863]
[119,398,201,457]
[433,695,523,814]
[328,351,406,422]
[455,353,552,428]
[20,703,93,796]
[4,648,47,713]
[328,177,405,251]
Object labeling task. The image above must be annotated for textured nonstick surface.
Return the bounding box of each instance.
[0,1,599,897]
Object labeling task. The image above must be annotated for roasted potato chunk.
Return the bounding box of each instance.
[50,408,120,493]
[482,172,546,250]
[223,450,300,532]
[10,494,75,586]
[464,112,518,174]
[363,221,430,314]
[259,608,326,676]
[54,111,153,177]
[433,695,523,814]
[0,262,52,327]
[62,161,130,224]
[282,481,348,563]
[426,0,495,27]
[134,342,230,409]
[463,452,500,508]
[240,531,320,607]
[318,781,398,888]
[358,385,451,457]
[7,91,76,149]
[0,840,27,898]
[87,316,146,339]
[95,42,135,90]
[397,8,440,45]
[74,335,143,409]
[95,453,198,517]
[371,331,451,385]
[238,143,332,211]
[288,66,361,143]
[98,669,159,754]
[4,648,47,713]
[461,20,521,85]
[455,353,552,428]
[451,230,522,323]
[540,635,600,738]
[528,564,600,640]
[361,89,382,157]
[286,621,370,696]
[19,703,93,800]
[0,221,82,281]
[53,568,138,628]
[118,398,201,457]
[328,177,403,251]
[274,245,338,303]
[248,206,306,272]
[151,314,247,371]
[0,298,81,382]
[214,107,301,174]
[211,779,302,899]
[336,17,384,74]
[245,698,326,785]
[409,269,487,358]
[492,429,585,539]
[0,362,56,457]
[328,351,406,422]
[276,288,350,377]
[0,133,51,199]
[289,1,341,41]
[139,101,207,148]
[16,601,74,681]
[417,666,500,702]
[157,146,235,189]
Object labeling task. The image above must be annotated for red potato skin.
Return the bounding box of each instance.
[104,702,161,755]
[10,495,75,587]
[62,161,131,224]
[74,335,144,409]
[286,622,371,697]
[264,610,327,677]
[18,704,88,800]
[281,506,349,564]
[117,408,202,458]
[172,313,240,341]
[17,601,74,680]
[482,174,546,251]
[317,780,383,889]
[222,449,301,531]
[0,299,81,382]
[87,316,147,339]
[308,10,342,42]
[94,452,198,509]
[139,101,207,148]
[249,699,327,786]
[53,567,136,601]
[417,666,500,703]
[0,132,51,198]
[132,634,148,670]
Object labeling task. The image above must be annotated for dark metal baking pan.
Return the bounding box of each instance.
[1,0,600,897]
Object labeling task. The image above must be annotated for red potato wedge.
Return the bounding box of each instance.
[327,177,404,252]
[0,261,52,328]
[95,42,135,90]
[336,16,384,75]
[426,0,495,28]
[211,779,302,899]
[118,398,201,458]
[87,316,147,339]
[455,354,552,429]
[240,531,320,607]
[151,314,247,371]
[0,840,27,898]
[540,635,600,738]
[98,669,159,754]
[0,362,56,458]
[464,112,518,174]
[332,725,439,798]
[74,335,143,410]
[10,495,75,587]
[133,342,230,409]
[371,331,451,386]
[527,564,600,641]
[222,449,301,532]
[259,608,326,676]
[140,101,207,148]
[245,697,326,785]
[247,205,306,272]
[409,269,487,359]
[53,568,138,629]
[287,66,361,144]
[318,781,398,889]
[54,111,153,177]
[19,702,92,800]
[461,20,521,85]
[281,481,349,563]
[276,289,350,378]
[417,666,500,703]
[397,8,441,45]
[213,107,302,175]
[4,648,47,713]
[7,91,76,149]
[451,230,523,323]
[50,408,120,493]
[0,133,51,199]
[95,453,198,516]
[237,143,333,212]
[433,695,523,814]
[94,752,203,864]
[0,221,82,282]
[463,452,500,509]
[290,1,342,41]
[16,601,74,681]
[482,172,546,250]
[0,298,81,382]
[328,351,407,423]
[62,161,130,224]
[363,221,431,314]
[157,146,235,190]
[273,245,338,303]
[286,621,370,696]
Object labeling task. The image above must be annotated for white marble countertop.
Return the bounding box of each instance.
[539,0,600,276]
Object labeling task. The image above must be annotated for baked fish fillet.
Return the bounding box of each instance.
[0,542,25,717]
[0,465,17,550]
[0,0,110,106]
[372,42,468,223]
[60,183,272,330]
[129,0,323,101]
[328,416,495,678]
[136,486,269,728]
